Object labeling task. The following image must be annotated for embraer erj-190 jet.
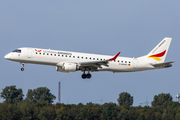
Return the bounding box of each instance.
[4,37,174,79]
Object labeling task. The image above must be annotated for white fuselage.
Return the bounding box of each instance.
[4,38,173,79]
[4,47,154,73]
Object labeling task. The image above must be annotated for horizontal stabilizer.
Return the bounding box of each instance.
[150,61,175,68]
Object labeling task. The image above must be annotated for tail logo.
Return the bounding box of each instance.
[148,50,166,61]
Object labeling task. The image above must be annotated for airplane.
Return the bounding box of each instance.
[4,37,174,79]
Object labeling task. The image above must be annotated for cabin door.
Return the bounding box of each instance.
[27,48,32,58]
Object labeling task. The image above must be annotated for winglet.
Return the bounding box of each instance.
[109,52,121,61]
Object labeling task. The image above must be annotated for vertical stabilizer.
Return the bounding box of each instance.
[147,37,172,63]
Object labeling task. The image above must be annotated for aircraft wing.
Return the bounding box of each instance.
[150,61,175,68]
[79,52,120,68]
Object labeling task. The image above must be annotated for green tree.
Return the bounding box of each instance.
[0,85,24,104]
[19,100,35,120]
[127,107,139,120]
[118,107,129,120]
[38,106,56,120]
[25,87,56,105]
[55,106,70,120]
[137,114,144,120]
[75,105,94,120]
[91,103,101,120]
[154,112,161,120]
[33,106,41,119]
[117,92,133,107]
[101,102,118,120]
[0,102,22,120]
[152,93,172,108]
[175,112,180,120]
[167,101,180,109]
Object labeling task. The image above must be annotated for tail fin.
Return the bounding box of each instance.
[147,37,172,63]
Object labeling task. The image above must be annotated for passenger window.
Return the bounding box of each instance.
[125,61,127,63]
[78,56,79,58]
[69,56,71,57]
[47,53,49,55]
[93,58,95,60]
[101,59,102,61]
[97,58,99,60]
[82,57,83,59]
[114,60,116,62]
[129,62,131,64]
[86,57,87,59]
[118,60,119,62]
[39,53,41,55]
[58,55,60,56]
[43,53,45,55]
[62,55,64,57]
[54,54,56,56]
[73,56,75,58]
[121,61,123,63]
[90,58,91,60]
[51,54,52,56]
[66,55,67,57]
[36,52,38,54]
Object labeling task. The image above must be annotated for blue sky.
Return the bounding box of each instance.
[1,1,179,106]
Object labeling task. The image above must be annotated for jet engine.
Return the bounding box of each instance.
[56,63,79,72]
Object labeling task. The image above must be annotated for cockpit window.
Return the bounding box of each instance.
[12,49,21,53]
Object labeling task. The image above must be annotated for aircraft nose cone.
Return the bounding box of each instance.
[4,54,10,60]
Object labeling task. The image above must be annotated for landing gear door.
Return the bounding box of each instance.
[27,48,32,58]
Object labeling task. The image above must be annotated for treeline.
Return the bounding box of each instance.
[0,86,180,120]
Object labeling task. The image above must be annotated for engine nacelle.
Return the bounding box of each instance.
[56,66,68,73]
[56,63,79,72]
